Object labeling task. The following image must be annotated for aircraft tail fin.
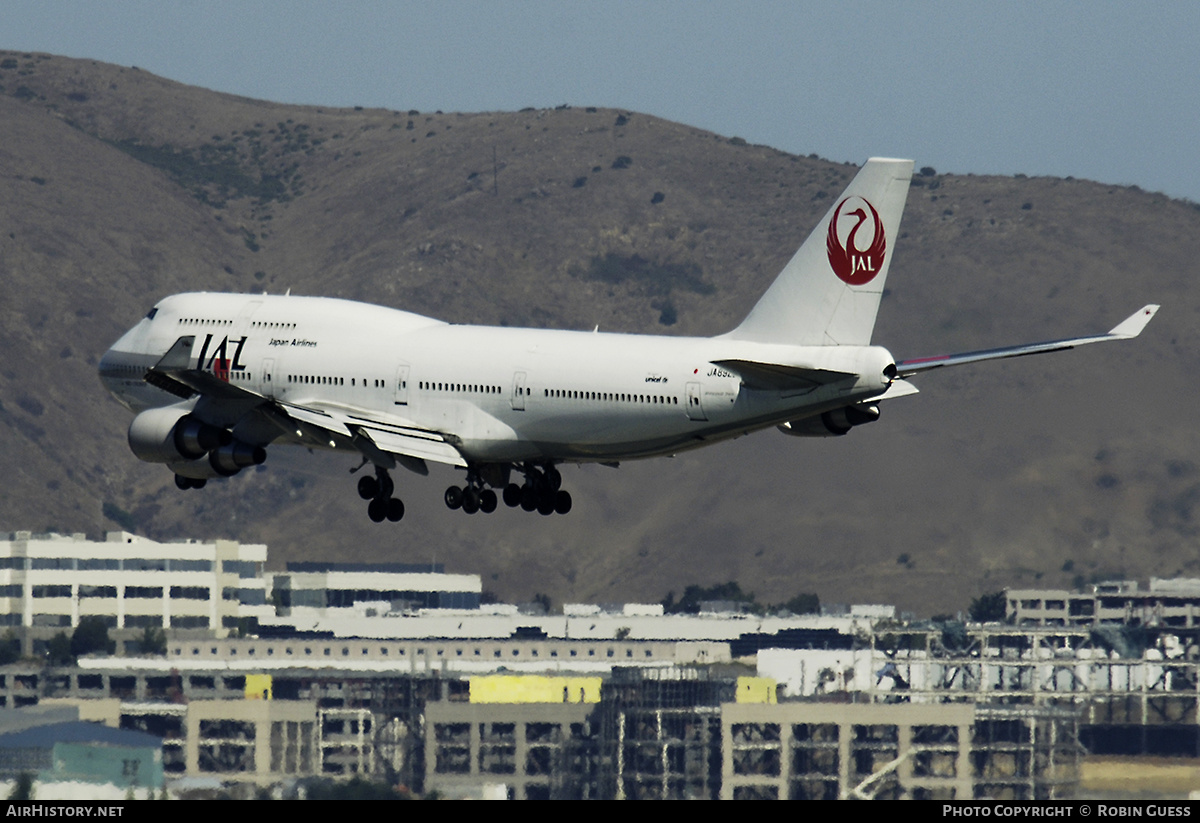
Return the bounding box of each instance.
[726,157,914,346]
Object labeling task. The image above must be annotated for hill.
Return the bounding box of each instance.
[2,51,1198,615]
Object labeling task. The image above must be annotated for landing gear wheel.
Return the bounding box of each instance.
[520,485,538,512]
[358,475,379,500]
[503,484,522,508]
[554,490,572,515]
[544,465,562,492]
[174,475,192,490]
[367,498,388,522]
[537,494,556,516]
[462,488,480,514]
[386,498,405,522]
[479,489,497,513]
[194,479,206,489]
[444,486,463,510]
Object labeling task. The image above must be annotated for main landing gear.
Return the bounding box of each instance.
[174,475,207,490]
[444,484,498,515]
[357,466,405,523]
[445,463,571,516]
[443,464,498,515]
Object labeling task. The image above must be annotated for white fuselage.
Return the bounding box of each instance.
[99,292,895,465]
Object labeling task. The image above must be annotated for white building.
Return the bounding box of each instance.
[0,531,271,643]
[272,562,482,617]
[258,599,880,648]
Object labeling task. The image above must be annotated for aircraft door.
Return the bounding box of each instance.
[394,364,410,406]
[685,381,707,421]
[262,358,274,397]
[234,300,263,334]
[511,371,527,411]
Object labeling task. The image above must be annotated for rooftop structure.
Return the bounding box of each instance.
[258,602,882,645]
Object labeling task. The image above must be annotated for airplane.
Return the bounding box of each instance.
[98,157,1159,523]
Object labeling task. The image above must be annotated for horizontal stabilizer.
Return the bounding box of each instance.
[896,305,1160,377]
[875,379,919,401]
[712,359,856,392]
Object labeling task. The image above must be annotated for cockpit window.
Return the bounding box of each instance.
[145,308,158,320]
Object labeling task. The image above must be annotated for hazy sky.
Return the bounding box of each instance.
[4,1,1198,202]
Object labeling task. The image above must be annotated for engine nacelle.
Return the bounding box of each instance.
[208,441,267,476]
[778,403,880,438]
[168,457,229,481]
[128,407,232,463]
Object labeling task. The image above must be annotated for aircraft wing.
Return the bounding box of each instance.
[143,336,252,402]
[253,400,466,472]
[145,336,466,470]
[895,305,1159,377]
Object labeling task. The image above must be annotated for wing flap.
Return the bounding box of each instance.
[278,403,352,437]
[301,404,467,469]
[351,423,467,468]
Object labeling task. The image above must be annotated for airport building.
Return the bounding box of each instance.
[272,561,482,615]
[0,705,165,795]
[0,531,272,652]
[1008,578,1200,628]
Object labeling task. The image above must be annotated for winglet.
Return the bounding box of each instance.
[1108,305,1159,339]
[154,336,196,370]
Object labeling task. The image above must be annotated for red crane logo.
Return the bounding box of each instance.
[826,197,887,286]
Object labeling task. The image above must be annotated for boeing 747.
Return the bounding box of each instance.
[98,158,1158,522]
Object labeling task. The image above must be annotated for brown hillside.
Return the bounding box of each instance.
[1,51,1197,615]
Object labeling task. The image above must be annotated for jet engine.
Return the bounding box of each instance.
[777,403,880,437]
[128,407,233,463]
[168,456,228,481]
[164,443,262,480]
[207,441,267,476]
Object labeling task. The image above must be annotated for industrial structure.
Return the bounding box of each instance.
[3,532,1199,798]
